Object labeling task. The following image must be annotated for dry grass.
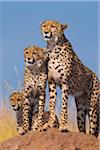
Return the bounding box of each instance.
[0,107,18,142]
[0,67,20,142]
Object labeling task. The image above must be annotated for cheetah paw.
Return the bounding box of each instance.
[32,119,44,132]
[43,121,57,131]
[42,123,49,131]
[32,123,38,132]
[59,124,69,132]
[17,127,26,135]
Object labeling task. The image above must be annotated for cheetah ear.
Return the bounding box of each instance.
[61,24,68,30]
[24,47,29,51]
[40,20,47,26]
[43,48,47,56]
[43,48,47,53]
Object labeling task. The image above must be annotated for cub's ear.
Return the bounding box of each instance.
[24,46,29,51]
[61,23,68,30]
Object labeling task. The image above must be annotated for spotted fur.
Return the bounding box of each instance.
[10,91,59,135]
[10,46,48,134]
[41,20,99,137]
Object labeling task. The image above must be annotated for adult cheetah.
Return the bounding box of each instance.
[41,20,99,137]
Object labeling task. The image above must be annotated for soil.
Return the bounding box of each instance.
[0,128,99,150]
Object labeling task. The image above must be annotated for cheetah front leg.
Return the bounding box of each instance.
[59,82,69,132]
[21,87,32,134]
[32,94,45,131]
[22,98,30,134]
[32,84,46,131]
[16,109,25,135]
[43,80,57,130]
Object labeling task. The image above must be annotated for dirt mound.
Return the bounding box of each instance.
[0,128,99,150]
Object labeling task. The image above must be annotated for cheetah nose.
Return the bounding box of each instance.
[12,104,15,107]
[33,59,35,63]
[44,31,49,34]
[27,58,30,60]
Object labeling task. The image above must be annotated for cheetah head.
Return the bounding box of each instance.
[10,91,23,111]
[41,20,68,42]
[24,46,46,67]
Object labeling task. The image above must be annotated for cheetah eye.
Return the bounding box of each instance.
[17,99,20,101]
[33,52,36,54]
[26,52,28,54]
[10,98,13,101]
[51,25,55,28]
[43,25,46,28]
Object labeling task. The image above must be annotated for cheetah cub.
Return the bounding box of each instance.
[10,91,59,135]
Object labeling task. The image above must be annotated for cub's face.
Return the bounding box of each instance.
[24,46,46,67]
[41,20,68,41]
[10,92,22,111]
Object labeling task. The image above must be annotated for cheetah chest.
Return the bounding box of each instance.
[25,74,39,97]
[48,59,64,85]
